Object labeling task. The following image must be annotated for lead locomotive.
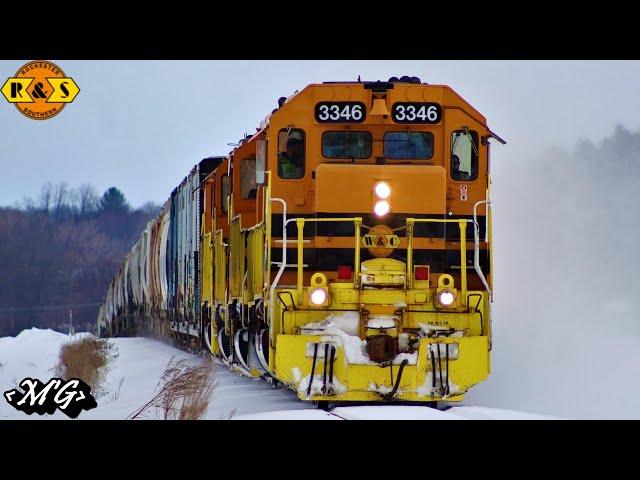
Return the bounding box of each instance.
[99,76,504,403]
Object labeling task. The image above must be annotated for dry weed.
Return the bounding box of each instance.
[128,356,215,420]
[55,336,118,397]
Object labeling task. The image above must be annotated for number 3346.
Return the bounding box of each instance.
[392,103,441,123]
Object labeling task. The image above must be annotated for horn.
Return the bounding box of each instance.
[370,96,390,117]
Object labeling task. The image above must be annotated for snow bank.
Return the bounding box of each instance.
[0,328,310,420]
[448,406,561,420]
[233,409,340,420]
[331,406,464,420]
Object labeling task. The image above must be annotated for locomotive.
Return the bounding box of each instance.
[98,76,504,404]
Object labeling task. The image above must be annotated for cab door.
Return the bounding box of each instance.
[444,109,488,216]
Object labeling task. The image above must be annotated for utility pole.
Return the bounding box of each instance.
[68,308,74,337]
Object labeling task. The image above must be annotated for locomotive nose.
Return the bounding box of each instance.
[315,163,447,217]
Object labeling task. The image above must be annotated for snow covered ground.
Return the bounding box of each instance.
[1,328,557,420]
[0,328,312,420]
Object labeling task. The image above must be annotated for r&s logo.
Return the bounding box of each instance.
[1,60,80,120]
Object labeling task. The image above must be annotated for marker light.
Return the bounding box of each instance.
[338,265,352,279]
[310,288,328,306]
[374,200,390,216]
[415,266,429,280]
[437,290,456,307]
[374,181,391,199]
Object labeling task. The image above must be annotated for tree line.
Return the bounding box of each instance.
[0,183,160,337]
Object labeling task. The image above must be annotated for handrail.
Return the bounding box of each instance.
[292,217,363,305]
[268,197,287,327]
[473,200,492,301]
[267,211,487,315]
[406,218,470,305]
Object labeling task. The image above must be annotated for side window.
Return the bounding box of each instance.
[241,157,257,199]
[221,174,230,214]
[451,130,479,181]
[278,128,305,179]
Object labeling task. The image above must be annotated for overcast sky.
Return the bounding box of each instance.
[2,60,640,418]
[1,60,640,207]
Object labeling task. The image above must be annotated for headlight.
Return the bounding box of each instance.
[374,181,391,199]
[310,288,327,306]
[374,200,390,216]
[437,290,456,307]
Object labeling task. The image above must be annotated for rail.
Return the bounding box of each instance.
[263,168,491,317]
[283,216,489,308]
[473,201,492,301]
[290,217,363,305]
[406,218,470,305]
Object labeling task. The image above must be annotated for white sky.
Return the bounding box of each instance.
[1,60,640,207]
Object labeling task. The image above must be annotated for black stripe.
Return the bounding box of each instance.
[271,212,486,239]
[271,247,490,274]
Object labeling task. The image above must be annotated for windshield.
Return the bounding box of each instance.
[383,131,434,159]
[322,131,372,159]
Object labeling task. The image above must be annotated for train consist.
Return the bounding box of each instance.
[99,76,504,403]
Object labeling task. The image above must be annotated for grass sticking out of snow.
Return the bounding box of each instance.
[54,336,118,397]
[128,356,215,420]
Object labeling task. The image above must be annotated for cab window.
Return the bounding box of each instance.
[322,131,372,159]
[241,157,257,199]
[278,128,305,179]
[221,174,230,214]
[383,131,433,159]
[451,130,479,181]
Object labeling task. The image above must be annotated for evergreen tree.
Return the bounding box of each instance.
[99,187,130,214]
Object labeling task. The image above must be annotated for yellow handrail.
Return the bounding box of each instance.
[265,171,272,296]
[354,217,362,289]
[406,218,470,305]
[293,217,363,304]
[296,218,304,302]
[284,215,472,306]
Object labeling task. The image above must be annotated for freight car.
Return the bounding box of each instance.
[99,76,505,404]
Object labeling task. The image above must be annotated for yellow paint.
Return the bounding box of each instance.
[275,334,488,402]
[229,217,244,300]
[46,78,81,103]
[1,78,33,103]
[214,230,226,305]
[246,224,264,302]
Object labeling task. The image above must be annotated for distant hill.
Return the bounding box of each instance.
[0,183,159,336]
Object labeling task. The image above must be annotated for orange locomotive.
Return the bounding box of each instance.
[101,76,505,404]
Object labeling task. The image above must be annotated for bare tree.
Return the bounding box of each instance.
[19,196,36,212]
[77,184,100,216]
[53,182,70,218]
[39,182,53,212]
